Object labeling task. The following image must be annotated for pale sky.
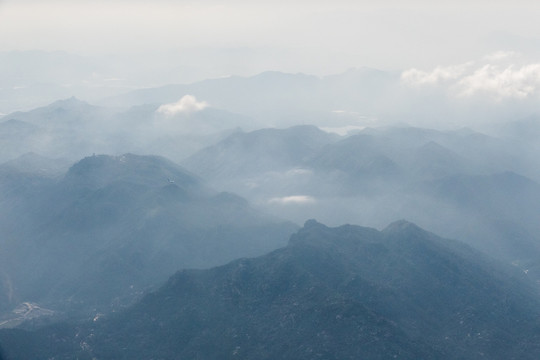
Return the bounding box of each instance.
[1,0,540,77]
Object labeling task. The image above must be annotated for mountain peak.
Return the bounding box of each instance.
[303,218,322,229]
[48,96,93,109]
[383,219,424,234]
[64,153,200,190]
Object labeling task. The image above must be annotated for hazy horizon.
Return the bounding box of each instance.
[2,0,540,82]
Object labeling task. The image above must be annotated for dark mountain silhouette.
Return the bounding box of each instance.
[1,220,539,359]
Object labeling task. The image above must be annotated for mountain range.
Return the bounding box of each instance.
[3,49,540,360]
[0,97,254,164]
[180,124,540,279]
[1,220,539,359]
[0,153,296,320]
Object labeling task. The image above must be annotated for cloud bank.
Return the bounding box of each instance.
[401,53,540,100]
[458,64,540,99]
[401,64,471,86]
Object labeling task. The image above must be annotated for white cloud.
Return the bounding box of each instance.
[401,63,471,86]
[401,54,540,100]
[268,195,316,205]
[157,95,208,116]
[456,64,540,99]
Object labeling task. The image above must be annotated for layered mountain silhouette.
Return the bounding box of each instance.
[100,69,401,128]
[0,154,296,319]
[182,125,498,197]
[0,98,113,162]
[0,97,254,164]
[1,220,539,359]
[181,124,540,271]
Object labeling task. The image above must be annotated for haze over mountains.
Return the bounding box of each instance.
[0,96,253,164]
[4,50,540,133]
[87,65,540,131]
[1,71,540,316]
[3,0,540,357]
[2,43,540,360]
[180,124,540,268]
[4,91,539,270]
[0,153,296,321]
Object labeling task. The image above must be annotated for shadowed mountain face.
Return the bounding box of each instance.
[2,220,540,359]
[0,154,297,319]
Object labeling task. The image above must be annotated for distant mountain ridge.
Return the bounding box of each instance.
[100,69,400,128]
[0,97,256,163]
[181,124,540,271]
